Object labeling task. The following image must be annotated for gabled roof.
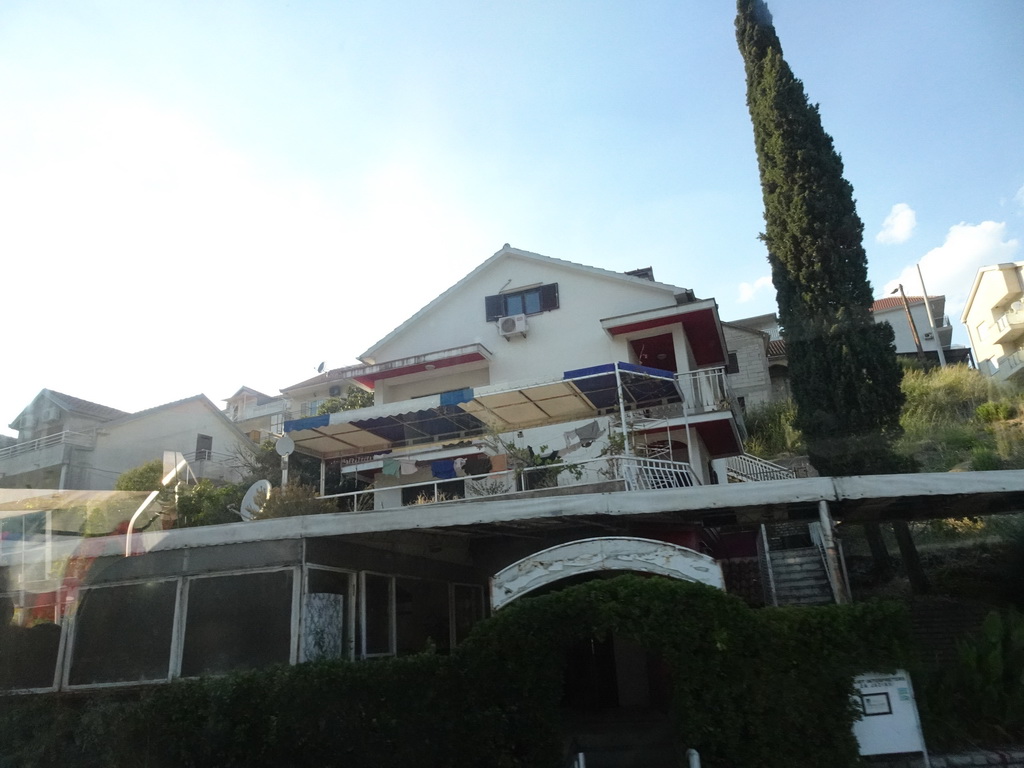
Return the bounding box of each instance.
[960,261,1024,323]
[871,295,928,313]
[100,394,255,446]
[9,389,129,430]
[224,386,284,406]
[359,245,694,363]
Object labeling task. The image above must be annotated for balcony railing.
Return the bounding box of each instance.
[675,367,730,415]
[0,431,95,462]
[319,454,700,512]
[992,310,1024,344]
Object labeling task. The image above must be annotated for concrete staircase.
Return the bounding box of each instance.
[565,712,676,768]
[769,547,834,605]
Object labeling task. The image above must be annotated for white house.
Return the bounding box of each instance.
[0,390,252,490]
[961,261,1024,382]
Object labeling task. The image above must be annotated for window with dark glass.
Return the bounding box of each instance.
[69,580,177,686]
[726,352,739,374]
[362,573,393,656]
[452,584,484,645]
[484,283,559,320]
[181,570,293,677]
[395,577,450,654]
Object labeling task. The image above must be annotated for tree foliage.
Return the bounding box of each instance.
[113,459,163,491]
[735,0,907,476]
[317,386,373,415]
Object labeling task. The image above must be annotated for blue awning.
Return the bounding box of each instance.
[284,364,683,459]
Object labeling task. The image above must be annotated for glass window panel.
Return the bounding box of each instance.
[304,568,350,662]
[523,289,542,315]
[505,293,524,316]
[395,577,450,655]
[362,573,392,656]
[181,570,293,677]
[452,584,485,645]
[0,591,61,690]
[69,580,177,686]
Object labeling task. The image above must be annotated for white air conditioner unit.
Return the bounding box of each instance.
[498,314,528,338]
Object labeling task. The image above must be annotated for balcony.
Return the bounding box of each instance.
[991,309,1024,345]
[320,454,702,512]
[993,345,1024,384]
[0,431,95,477]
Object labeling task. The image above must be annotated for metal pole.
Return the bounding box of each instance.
[896,284,925,361]
[916,264,947,367]
[614,363,632,457]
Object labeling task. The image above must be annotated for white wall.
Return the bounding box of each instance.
[366,254,690,399]
[86,400,248,489]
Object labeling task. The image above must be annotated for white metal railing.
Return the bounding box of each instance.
[0,431,95,461]
[319,455,700,511]
[675,367,730,415]
[726,453,796,482]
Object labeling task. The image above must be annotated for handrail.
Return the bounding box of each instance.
[808,522,840,604]
[758,524,778,607]
[726,453,795,482]
[0,431,95,461]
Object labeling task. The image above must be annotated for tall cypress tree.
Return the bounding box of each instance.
[736,1,928,590]
[735,0,907,476]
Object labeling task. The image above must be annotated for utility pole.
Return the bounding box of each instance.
[893,284,925,362]
[916,264,947,367]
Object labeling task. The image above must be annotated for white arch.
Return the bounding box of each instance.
[489,536,724,610]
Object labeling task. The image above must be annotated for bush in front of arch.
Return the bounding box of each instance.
[457,573,910,767]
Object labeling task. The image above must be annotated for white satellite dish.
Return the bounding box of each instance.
[239,479,272,521]
[275,435,295,456]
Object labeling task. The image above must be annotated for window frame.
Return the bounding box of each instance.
[485,283,559,321]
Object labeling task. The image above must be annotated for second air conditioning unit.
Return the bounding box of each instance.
[499,314,528,338]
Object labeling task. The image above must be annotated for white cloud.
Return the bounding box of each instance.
[1014,184,1024,209]
[882,221,1019,320]
[875,203,917,244]
[738,275,773,303]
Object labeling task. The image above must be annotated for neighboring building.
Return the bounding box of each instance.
[0,390,252,490]
[871,295,968,366]
[224,386,291,443]
[721,322,772,411]
[729,313,790,402]
[961,262,1024,383]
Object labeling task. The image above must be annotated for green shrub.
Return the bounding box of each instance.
[921,609,1024,747]
[0,576,910,768]
[977,400,1015,423]
[744,399,803,458]
[971,446,1004,471]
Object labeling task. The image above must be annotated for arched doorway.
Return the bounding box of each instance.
[490,537,724,723]
[490,536,724,611]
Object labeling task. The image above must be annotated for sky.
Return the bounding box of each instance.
[1,1,1022,435]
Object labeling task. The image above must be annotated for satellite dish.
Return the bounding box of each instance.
[239,479,271,521]
[317,362,326,373]
[275,435,295,456]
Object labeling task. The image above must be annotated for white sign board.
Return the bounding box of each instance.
[852,670,928,762]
